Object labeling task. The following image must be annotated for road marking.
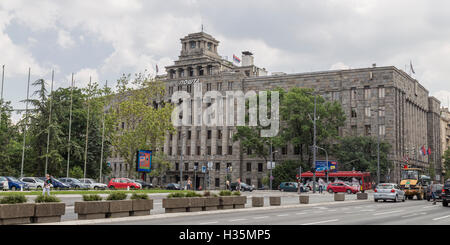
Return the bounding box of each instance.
[402,213,426,218]
[229,218,247,222]
[301,219,339,225]
[296,212,307,215]
[360,209,376,212]
[373,210,404,216]
[277,214,288,217]
[422,205,439,209]
[253,216,269,219]
[199,221,218,225]
[433,215,450,221]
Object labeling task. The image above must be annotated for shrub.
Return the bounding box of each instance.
[167,192,186,198]
[130,193,149,200]
[106,192,127,201]
[185,191,202,197]
[203,191,211,197]
[219,190,232,196]
[35,195,61,203]
[0,194,27,204]
[232,191,241,196]
[82,194,103,202]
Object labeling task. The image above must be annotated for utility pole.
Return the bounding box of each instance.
[179,129,185,190]
[20,68,31,178]
[270,141,273,191]
[44,70,54,176]
[99,80,107,183]
[66,74,74,178]
[312,93,317,194]
[0,65,4,127]
[83,77,92,180]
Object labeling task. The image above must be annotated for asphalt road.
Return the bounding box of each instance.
[101,198,450,225]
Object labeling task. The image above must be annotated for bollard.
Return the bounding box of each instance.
[334,193,345,201]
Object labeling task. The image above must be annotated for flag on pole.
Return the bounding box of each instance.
[421,145,426,156]
[155,64,159,74]
[427,147,431,156]
[233,54,241,64]
[410,60,415,74]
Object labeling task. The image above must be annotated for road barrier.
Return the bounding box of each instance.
[357,193,368,200]
[299,195,309,204]
[269,196,281,206]
[334,193,345,201]
[252,197,264,207]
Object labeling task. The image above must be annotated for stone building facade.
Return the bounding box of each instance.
[441,107,450,176]
[107,32,442,186]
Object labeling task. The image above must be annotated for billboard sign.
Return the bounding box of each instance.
[136,150,152,173]
[315,160,337,172]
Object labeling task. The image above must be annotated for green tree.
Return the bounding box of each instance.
[443,148,450,180]
[0,100,23,176]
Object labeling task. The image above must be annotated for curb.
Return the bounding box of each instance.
[33,199,372,225]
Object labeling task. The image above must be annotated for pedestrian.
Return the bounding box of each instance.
[431,182,437,205]
[226,180,230,191]
[43,174,52,197]
[237,178,241,192]
[318,183,323,194]
[187,178,191,190]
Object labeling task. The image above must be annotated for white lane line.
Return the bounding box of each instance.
[277,214,288,217]
[423,205,439,209]
[301,219,339,225]
[296,212,307,215]
[402,213,427,218]
[199,221,218,225]
[373,210,404,216]
[433,215,450,221]
[253,216,269,219]
[360,209,376,212]
[229,218,247,222]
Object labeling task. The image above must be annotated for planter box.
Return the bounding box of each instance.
[218,196,234,210]
[107,200,133,218]
[32,203,66,223]
[0,203,35,225]
[357,193,368,200]
[163,198,189,213]
[130,199,153,216]
[202,197,219,211]
[252,197,264,207]
[75,201,110,220]
[299,195,309,204]
[269,197,281,206]
[334,193,345,201]
[233,196,247,209]
[187,198,204,212]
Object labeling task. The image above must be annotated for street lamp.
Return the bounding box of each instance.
[371,108,381,185]
[316,146,328,183]
[269,140,278,191]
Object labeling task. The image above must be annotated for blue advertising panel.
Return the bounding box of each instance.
[136,150,152,173]
[315,160,338,172]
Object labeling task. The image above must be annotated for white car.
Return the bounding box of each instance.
[79,178,108,190]
[0,177,8,190]
[374,183,406,202]
[19,177,44,190]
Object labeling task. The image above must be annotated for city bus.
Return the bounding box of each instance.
[300,171,373,192]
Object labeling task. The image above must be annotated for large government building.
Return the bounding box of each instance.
[107,31,444,187]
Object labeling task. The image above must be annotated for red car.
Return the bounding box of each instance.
[327,182,359,194]
[108,178,142,190]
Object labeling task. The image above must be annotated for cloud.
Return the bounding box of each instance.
[67,68,99,88]
[57,29,75,49]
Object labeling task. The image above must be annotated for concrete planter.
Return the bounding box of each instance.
[106,200,133,218]
[218,196,234,210]
[130,199,153,216]
[269,196,281,206]
[0,203,35,225]
[233,196,247,209]
[299,195,309,204]
[202,197,220,211]
[163,198,189,213]
[187,197,205,212]
[357,193,368,200]
[252,197,264,207]
[32,203,66,223]
[334,193,345,201]
[75,201,110,220]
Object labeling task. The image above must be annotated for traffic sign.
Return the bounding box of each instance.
[202,166,207,173]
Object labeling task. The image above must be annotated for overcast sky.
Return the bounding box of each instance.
[1,0,450,121]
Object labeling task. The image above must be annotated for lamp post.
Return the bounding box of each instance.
[313,93,317,193]
[372,108,381,185]
[316,146,328,183]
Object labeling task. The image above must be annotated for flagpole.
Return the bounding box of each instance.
[66,73,74,178]
[83,77,91,180]
[99,80,107,183]
[20,68,31,178]
[44,70,54,176]
[0,65,4,127]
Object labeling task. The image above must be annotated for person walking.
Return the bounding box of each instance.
[431,182,437,205]
[43,174,52,196]
[226,180,230,191]
[187,178,192,190]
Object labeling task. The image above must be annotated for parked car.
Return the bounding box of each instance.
[166,183,180,190]
[79,178,107,190]
[59,178,90,189]
[327,182,359,194]
[4,176,29,191]
[132,179,153,189]
[279,182,308,192]
[0,177,8,190]
[374,183,406,202]
[441,181,450,207]
[108,178,142,190]
[19,177,44,190]
[38,177,70,190]
[230,182,254,192]
[426,184,443,202]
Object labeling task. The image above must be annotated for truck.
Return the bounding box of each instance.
[399,167,430,200]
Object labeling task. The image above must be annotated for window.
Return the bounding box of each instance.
[190,41,196,49]
[379,125,386,136]
[378,86,385,98]
[217,146,222,155]
[365,125,371,136]
[351,125,357,136]
[364,86,371,100]
[207,146,211,155]
[215,178,220,187]
[229,130,234,139]
[206,83,212,91]
[169,147,173,155]
[184,163,189,171]
[228,82,233,90]
[208,42,212,51]
[365,107,371,117]
[215,162,220,171]
[217,82,222,91]
[207,130,212,139]
[228,146,233,155]
[218,130,222,139]
[246,163,252,172]
[294,145,301,155]
[246,178,252,186]
[187,130,191,140]
[282,146,288,155]
[258,163,263,172]
[168,86,173,95]
[247,148,252,155]
[351,107,357,118]
[379,106,385,117]
[196,146,201,156]
[351,87,357,101]
[187,84,192,93]
[186,146,190,155]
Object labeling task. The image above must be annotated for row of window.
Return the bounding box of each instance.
[351,86,385,100]
[169,82,233,95]
[168,145,233,156]
[351,106,386,118]
[170,129,233,141]
[350,125,386,136]
[174,162,265,172]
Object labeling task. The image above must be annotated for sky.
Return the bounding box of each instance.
[1,0,450,122]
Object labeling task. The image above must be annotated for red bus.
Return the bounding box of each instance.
[300,171,373,192]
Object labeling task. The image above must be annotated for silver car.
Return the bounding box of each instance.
[374,183,406,202]
[19,177,44,190]
[79,178,107,190]
[0,177,8,190]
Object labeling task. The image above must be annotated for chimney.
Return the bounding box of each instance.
[242,51,254,66]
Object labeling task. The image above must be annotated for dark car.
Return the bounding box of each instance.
[4,177,29,191]
[279,182,307,192]
[132,179,153,189]
[441,181,450,207]
[230,182,254,192]
[426,184,443,202]
[166,183,180,190]
[59,178,90,189]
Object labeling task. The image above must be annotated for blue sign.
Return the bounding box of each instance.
[315,160,337,172]
[136,150,152,173]
[202,166,207,173]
